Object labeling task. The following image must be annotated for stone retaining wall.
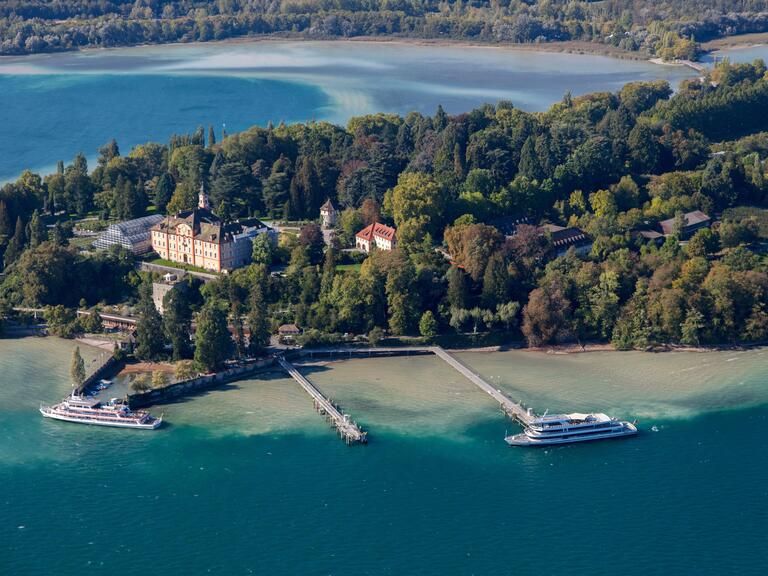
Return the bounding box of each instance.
[127,357,276,408]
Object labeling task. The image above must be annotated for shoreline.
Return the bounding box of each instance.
[701,32,768,51]
[0,34,657,65]
[6,331,765,356]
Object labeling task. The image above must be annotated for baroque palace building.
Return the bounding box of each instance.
[150,186,273,273]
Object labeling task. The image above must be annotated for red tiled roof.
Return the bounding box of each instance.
[356,222,397,242]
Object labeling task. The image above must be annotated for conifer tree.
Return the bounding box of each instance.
[135,282,165,360]
[154,173,175,213]
[419,310,438,338]
[4,216,26,267]
[27,210,45,248]
[163,286,192,361]
[194,302,232,371]
[247,283,270,354]
[70,346,86,388]
[0,200,10,239]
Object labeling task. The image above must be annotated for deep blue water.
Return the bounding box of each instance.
[0,40,698,181]
[0,73,329,180]
[2,407,767,575]
[2,339,768,575]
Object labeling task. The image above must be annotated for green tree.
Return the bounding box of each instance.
[64,153,94,216]
[419,310,438,338]
[481,252,509,309]
[149,371,167,388]
[585,270,621,339]
[446,265,469,310]
[70,346,86,388]
[0,200,11,240]
[154,173,175,213]
[521,285,571,347]
[4,216,26,267]
[26,210,45,248]
[247,283,270,354]
[385,253,418,335]
[681,308,706,346]
[496,301,521,331]
[368,326,385,346]
[135,282,165,360]
[194,302,233,372]
[163,286,192,361]
[251,233,273,266]
[386,172,444,240]
[628,123,661,173]
[81,308,103,333]
[175,360,197,381]
[131,374,152,393]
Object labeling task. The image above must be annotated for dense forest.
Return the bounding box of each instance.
[2,0,768,58]
[1,59,768,367]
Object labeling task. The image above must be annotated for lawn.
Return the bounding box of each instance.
[336,263,362,272]
[144,257,217,275]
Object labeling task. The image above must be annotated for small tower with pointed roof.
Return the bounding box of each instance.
[198,182,211,210]
[320,198,338,229]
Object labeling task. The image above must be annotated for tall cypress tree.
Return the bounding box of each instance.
[154,173,175,213]
[163,286,192,361]
[247,283,270,355]
[0,200,10,240]
[320,243,337,296]
[70,346,86,388]
[27,210,45,248]
[4,216,26,266]
[194,302,233,371]
[135,282,165,360]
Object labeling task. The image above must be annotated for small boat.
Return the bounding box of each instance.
[95,379,112,391]
[506,412,637,446]
[40,394,162,430]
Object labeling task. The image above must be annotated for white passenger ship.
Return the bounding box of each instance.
[506,412,637,446]
[40,395,162,430]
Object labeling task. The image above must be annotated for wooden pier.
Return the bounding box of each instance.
[277,356,367,445]
[430,347,534,425]
[300,345,535,426]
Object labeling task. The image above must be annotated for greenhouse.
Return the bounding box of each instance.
[93,214,164,255]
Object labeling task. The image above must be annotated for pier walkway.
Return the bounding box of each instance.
[277,356,367,445]
[300,346,535,426]
[430,347,533,425]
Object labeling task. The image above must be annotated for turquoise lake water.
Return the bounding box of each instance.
[0,40,697,181]
[1,338,766,575]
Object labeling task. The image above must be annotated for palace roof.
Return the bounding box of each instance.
[356,222,397,242]
[152,208,267,244]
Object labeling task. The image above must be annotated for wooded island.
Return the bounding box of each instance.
[1,59,767,371]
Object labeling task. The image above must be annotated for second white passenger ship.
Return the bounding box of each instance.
[506,412,637,446]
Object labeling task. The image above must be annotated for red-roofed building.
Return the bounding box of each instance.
[355,222,397,253]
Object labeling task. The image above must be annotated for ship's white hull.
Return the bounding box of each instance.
[40,408,162,430]
[506,423,637,446]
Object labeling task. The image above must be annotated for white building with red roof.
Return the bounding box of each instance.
[355,222,397,253]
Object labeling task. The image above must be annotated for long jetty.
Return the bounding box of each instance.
[431,347,534,425]
[277,356,367,445]
[301,345,535,426]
